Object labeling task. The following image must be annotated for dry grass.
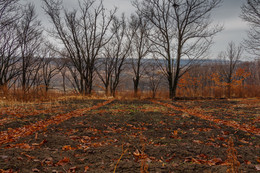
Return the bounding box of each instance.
[113,144,129,173]
[1,83,260,105]
[114,90,170,100]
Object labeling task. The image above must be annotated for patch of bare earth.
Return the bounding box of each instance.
[0,99,259,172]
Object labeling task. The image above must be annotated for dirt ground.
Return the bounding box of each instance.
[0,98,259,172]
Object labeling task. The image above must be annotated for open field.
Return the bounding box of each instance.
[0,98,259,172]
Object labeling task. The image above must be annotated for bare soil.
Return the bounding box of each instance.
[0,98,259,172]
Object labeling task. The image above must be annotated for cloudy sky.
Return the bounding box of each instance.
[22,0,249,58]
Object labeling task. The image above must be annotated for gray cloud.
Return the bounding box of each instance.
[21,0,250,58]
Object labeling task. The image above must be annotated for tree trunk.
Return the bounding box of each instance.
[172,41,182,100]
[45,85,49,92]
[152,89,156,99]
[112,89,116,98]
[227,83,231,98]
[168,73,173,99]
[105,84,109,96]
[172,78,178,99]
[62,74,66,94]
[133,76,139,97]
[22,56,26,94]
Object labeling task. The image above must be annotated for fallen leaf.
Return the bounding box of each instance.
[239,139,249,144]
[62,145,72,151]
[21,153,35,160]
[5,143,32,149]
[191,158,203,164]
[173,130,178,136]
[257,157,260,163]
[133,149,141,157]
[17,157,23,160]
[193,140,204,144]
[84,166,89,172]
[210,158,224,165]
[68,166,77,173]
[244,160,251,165]
[0,169,17,173]
[42,157,53,166]
[32,139,47,146]
[165,156,175,163]
[56,157,70,166]
[197,154,207,159]
[32,168,40,172]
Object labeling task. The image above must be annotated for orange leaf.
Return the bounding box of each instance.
[69,166,77,173]
[84,166,89,172]
[173,130,178,136]
[133,149,141,157]
[257,157,260,163]
[193,140,204,144]
[56,157,70,166]
[244,160,251,165]
[20,152,35,160]
[62,145,72,151]
[32,139,47,146]
[0,169,17,173]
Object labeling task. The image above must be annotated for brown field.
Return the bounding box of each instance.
[0,98,259,172]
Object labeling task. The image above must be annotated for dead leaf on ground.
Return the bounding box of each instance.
[56,157,70,166]
[84,166,89,172]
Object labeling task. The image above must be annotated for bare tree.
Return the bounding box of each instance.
[218,42,243,98]
[108,15,134,97]
[95,54,115,96]
[59,60,69,94]
[17,3,43,93]
[43,0,116,95]
[241,0,260,57]
[0,22,20,88]
[129,13,151,97]
[133,0,222,99]
[0,0,20,30]
[41,43,61,92]
[0,0,20,89]
[145,60,163,98]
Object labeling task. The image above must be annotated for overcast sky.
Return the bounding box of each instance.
[21,0,249,58]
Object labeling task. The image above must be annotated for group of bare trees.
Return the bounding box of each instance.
[40,0,223,99]
[1,0,260,99]
[0,0,62,95]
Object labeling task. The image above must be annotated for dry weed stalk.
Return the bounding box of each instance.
[132,132,149,173]
[140,143,149,173]
[226,137,241,173]
[113,144,129,173]
[139,132,149,173]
